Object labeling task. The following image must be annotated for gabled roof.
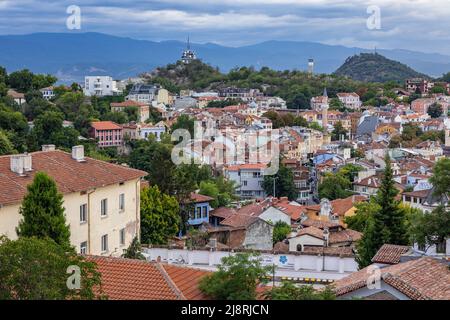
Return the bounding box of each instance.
[188,192,214,204]
[87,256,210,300]
[0,150,147,206]
[372,244,411,265]
[220,214,260,228]
[110,100,148,107]
[91,121,122,130]
[333,257,450,300]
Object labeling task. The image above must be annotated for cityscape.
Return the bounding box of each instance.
[0,0,449,306]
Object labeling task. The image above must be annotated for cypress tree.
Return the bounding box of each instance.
[16,172,71,248]
[375,154,408,245]
[357,154,408,268]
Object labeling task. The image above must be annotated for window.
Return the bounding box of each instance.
[80,241,87,255]
[202,206,208,218]
[243,180,248,186]
[120,228,125,246]
[189,211,195,220]
[101,234,108,252]
[119,193,125,212]
[80,204,87,223]
[196,207,202,219]
[101,199,108,216]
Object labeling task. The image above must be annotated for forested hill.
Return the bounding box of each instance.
[144,60,397,109]
[334,53,429,83]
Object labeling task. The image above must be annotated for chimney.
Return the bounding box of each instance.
[42,144,56,152]
[323,227,330,247]
[10,154,32,175]
[72,145,85,162]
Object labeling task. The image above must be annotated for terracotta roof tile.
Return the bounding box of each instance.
[91,121,122,130]
[334,257,450,300]
[0,150,147,206]
[162,265,211,300]
[87,256,211,300]
[372,244,411,264]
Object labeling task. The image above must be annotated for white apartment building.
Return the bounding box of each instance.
[337,93,362,109]
[0,145,146,256]
[39,86,55,100]
[224,163,267,199]
[84,76,122,97]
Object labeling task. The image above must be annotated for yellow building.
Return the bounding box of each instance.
[0,146,147,256]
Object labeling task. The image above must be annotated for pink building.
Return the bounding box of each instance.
[90,121,123,147]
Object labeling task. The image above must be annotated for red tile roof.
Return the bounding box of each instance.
[221,214,260,228]
[334,257,450,300]
[162,264,211,300]
[91,121,122,130]
[87,256,211,300]
[188,192,214,203]
[110,100,148,107]
[0,150,147,206]
[372,244,411,265]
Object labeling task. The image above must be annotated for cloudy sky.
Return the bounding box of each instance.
[1,0,449,55]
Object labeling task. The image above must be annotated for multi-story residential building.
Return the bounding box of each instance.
[0,146,147,256]
[125,84,169,104]
[39,86,55,100]
[283,159,312,204]
[84,76,122,97]
[224,163,267,199]
[110,100,150,123]
[310,93,329,111]
[218,87,263,102]
[406,78,432,94]
[90,121,123,148]
[138,122,166,141]
[337,92,362,109]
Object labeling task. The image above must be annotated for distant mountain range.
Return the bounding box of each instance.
[1,32,449,83]
[334,53,429,83]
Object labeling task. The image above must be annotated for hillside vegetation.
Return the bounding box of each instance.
[144,60,386,109]
[334,53,428,83]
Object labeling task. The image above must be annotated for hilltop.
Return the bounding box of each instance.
[334,53,429,83]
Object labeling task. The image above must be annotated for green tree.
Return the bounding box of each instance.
[262,163,297,200]
[171,114,195,138]
[345,199,381,232]
[140,185,180,245]
[409,206,450,252]
[199,253,272,300]
[427,103,443,118]
[331,121,347,141]
[7,69,34,92]
[199,181,220,208]
[429,157,450,200]
[121,236,146,260]
[273,221,291,244]
[318,172,353,200]
[264,282,336,300]
[356,155,408,268]
[0,130,15,155]
[0,236,103,300]
[16,172,71,248]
